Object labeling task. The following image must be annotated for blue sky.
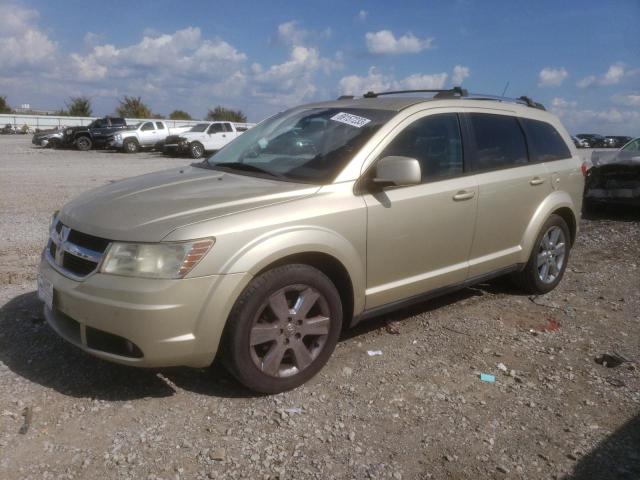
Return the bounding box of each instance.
[1,0,639,134]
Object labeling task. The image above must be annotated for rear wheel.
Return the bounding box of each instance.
[75,136,92,151]
[512,214,571,294]
[222,264,342,394]
[123,138,139,153]
[189,142,205,159]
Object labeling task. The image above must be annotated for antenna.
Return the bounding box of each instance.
[501,81,510,97]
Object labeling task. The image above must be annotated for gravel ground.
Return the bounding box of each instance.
[0,136,638,480]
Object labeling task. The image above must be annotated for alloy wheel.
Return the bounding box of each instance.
[249,285,331,378]
[536,226,566,284]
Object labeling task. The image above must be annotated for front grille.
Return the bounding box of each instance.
[46,221,110,280]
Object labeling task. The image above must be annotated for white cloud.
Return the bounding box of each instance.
[612,92,640,107]
[538,67,568,87]
[578,63,628,88]
[277,21,307,46]
[365,30,434,55]
[0,3,57,70]
[452,65,470,85]
[356,10,368,21]
[339,67,457,95]
[550,97,577,109]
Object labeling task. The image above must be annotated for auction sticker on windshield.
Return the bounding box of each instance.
[330,112,371,128]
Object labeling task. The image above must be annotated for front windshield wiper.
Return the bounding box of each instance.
[210,162,286,180]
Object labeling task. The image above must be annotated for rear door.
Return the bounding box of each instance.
[464,112,551,277]
[364,112,478,308]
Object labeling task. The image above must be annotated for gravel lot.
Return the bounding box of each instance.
[0,136,638,480]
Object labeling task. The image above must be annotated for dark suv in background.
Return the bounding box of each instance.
[61,117,127,151]
[576,133,605,148]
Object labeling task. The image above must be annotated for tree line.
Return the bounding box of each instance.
[0,95,247,122]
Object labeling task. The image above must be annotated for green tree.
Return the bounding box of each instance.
[206,105,246,122]
[66,96,92,117]
[0,95,11,114]
[116,96,152,118]
[169,110,192,120]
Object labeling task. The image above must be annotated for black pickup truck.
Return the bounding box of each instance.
[61,117,127,151]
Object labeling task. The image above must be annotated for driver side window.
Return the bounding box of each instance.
[381,113,463,183]
[623,139,640,152]
[141,122,154,131]
[208,123,224,134]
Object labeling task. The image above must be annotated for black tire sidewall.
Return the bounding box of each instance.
[224,264,343,394]
[124,139,138,153]
[525,214,571,294]
[76,137,91,151]
[190,142,204,159]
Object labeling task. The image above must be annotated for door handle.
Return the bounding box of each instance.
[530,177,545,186]
[453,190,475,201]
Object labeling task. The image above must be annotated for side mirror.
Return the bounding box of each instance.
[372,156,421,187]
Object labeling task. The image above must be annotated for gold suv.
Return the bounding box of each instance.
[38,88,584,393]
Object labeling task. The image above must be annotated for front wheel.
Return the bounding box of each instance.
[222,264,343,394]
[123,139,139,153]
[189,142,205,159]
[512,214,571,294]
[75,136,92,151]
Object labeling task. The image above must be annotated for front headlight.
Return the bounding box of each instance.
[101,239,214,279]
[115,134,122,141]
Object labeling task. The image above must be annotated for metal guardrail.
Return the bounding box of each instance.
[0,114,206,130]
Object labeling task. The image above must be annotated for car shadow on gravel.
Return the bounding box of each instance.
[0,291,257,400]
[582,204,640,222]
[565,413,640,480]
[1,279,521,401]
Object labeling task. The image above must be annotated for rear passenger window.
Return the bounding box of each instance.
[468,113,528,171]
[381,113,463,182]
[521,119,570,162]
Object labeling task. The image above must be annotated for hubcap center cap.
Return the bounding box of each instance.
[284,323,296,338]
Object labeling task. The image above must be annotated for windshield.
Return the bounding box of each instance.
[205,107,394,183]
[189,123,210,132]
[622,138,640,152]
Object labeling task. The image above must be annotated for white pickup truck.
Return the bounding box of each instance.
[163,121,255,159]
[108,120,192,153]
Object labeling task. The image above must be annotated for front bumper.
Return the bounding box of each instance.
[107,138,124,149]
[38,256,251,368]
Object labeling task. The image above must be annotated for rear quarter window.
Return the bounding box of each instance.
[467,113,528,171]
[521,118,571,162]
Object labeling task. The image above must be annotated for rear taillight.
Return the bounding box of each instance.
[581,162,588,177]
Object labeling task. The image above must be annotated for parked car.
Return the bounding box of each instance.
[61,117,128,151]
[38,89,583,393]
[1,124,16,134]
[603,135,632,149]
[164,121,255,159]
[584,137,640,208]
[163,123,209,156]
[32,127,65,148]
[576,133,605,148]
[107,121,192,153]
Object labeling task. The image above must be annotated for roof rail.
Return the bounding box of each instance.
[362,87,468,99]
[464,93,546,110]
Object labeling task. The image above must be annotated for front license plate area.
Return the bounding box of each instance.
[37,275,54,310]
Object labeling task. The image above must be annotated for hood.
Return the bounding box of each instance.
[59,165,319,242]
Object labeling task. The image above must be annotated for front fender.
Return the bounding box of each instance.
[218,226,365,314]
[519,190,578,263]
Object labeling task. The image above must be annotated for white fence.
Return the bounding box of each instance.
[0,113,205,130]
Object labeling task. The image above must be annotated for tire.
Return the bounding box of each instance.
[123,138,139,153]
[512,214,571,294]
[189,142,205,159]
[75,136,92,151]
[222,264,343,394]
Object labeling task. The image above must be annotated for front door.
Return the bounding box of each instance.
[364,112,477,309]
[138,122,157,146]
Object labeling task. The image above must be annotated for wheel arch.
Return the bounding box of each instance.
[520,191,579,262]
[254,252,356,329]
